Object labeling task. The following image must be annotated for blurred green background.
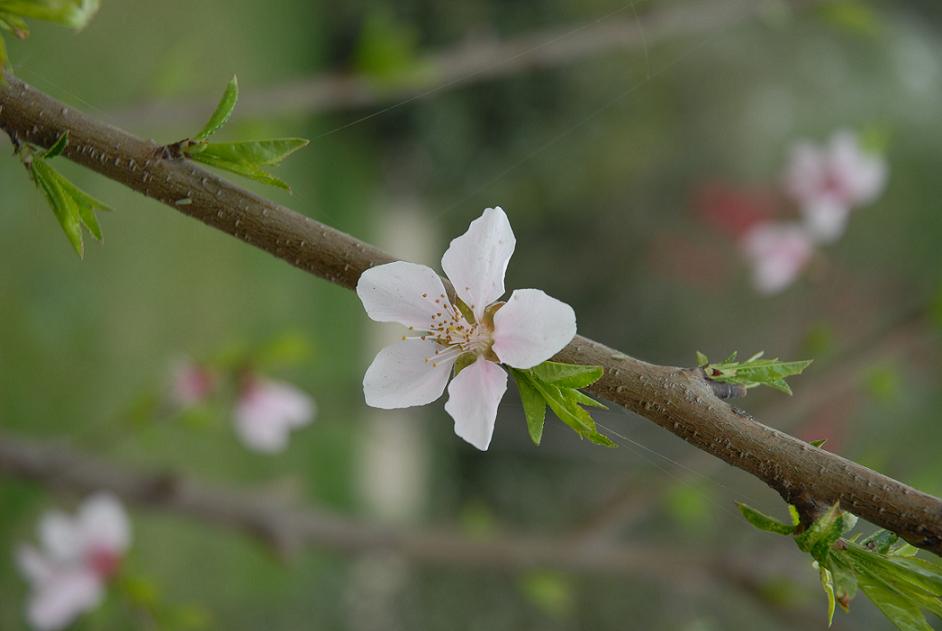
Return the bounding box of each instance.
[2,0,942,629]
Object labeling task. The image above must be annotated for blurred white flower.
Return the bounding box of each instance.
[169,358,216,409]
[357,206,576,451]
[234,377,315,453]
[16,494,130,631]
[741,223,814,294]
[783,130,887,242]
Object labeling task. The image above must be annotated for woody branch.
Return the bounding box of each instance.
[1,72,940,554]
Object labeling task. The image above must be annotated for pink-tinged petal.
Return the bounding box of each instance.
[169,359,215,408]
[16,545,52,585]
[38,513,81,564]
[830,131,887,204]
[492,289,577,369]
[741,223,814,294]
[363,339,455,409]
[234,379,315,453]
[441,207,515,319]
[444,357,507,450]
[357,261,450,330]
[27,568,102,631]
[77,494,131,554]
[800,199,851,243]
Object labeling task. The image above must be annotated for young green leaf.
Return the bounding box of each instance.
[186,150,292,191]
[0,30,7,68]
[737,502,796,535]
[568,389,607,410]
[700,350,813,396]
[695,351,709,368]
[817,563,837,627]
[510,369,547,446]
[854,567,935,631]
[795,503,846,563]
[0,0,100,29]
[42,131,68,158]
[185,139,309,191]
[529,361,604,389]
[193,75,238,142]
[31,158,83,256]
[187,138,309,166]
[29,157,109,255]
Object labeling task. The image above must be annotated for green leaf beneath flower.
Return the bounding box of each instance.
[529,361,604,389]
[510,369,546,446]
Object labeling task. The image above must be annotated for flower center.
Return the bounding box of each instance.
[85,547,121,580]
[403,293,497,367]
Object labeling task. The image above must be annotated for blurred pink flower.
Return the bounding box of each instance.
[16,494,130,631]
[234,377,315,453]
[357,206,576,451]
[741,223,814,294]
[783,131,887,243]
[169,359,216,409]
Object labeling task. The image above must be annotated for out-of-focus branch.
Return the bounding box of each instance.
[2,73,942,554]
[106,0,778,130]
[0,430,753,582]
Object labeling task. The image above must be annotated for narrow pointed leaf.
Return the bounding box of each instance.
[187,151,291,191]
[188,138,309,166]
[510,369,546,446]
[567,389,607,409]
[31,158,83,256]
[818,564,837,627]
[529,361,604,389]
[737,502,795,535]
[42,131,68,159]
[193,75,238,142]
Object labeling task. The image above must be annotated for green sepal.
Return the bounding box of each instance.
[453,352,476,377]
[193,75,238,142]
[737,502,796,535]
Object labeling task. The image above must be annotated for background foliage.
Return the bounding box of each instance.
[2,0,942,629]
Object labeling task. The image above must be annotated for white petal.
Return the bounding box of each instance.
[741,223,813,294]
[444,357,507,451]
[800,200,850,243]
[441,207,515,319]
[38,513,81,563]
[363,339,455,409]
[357,261,450,330]
[16,545,52,584]
[492,289,577,369]
[77,494,131,554]
[27,568,102,631]
[234,379,315,453]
